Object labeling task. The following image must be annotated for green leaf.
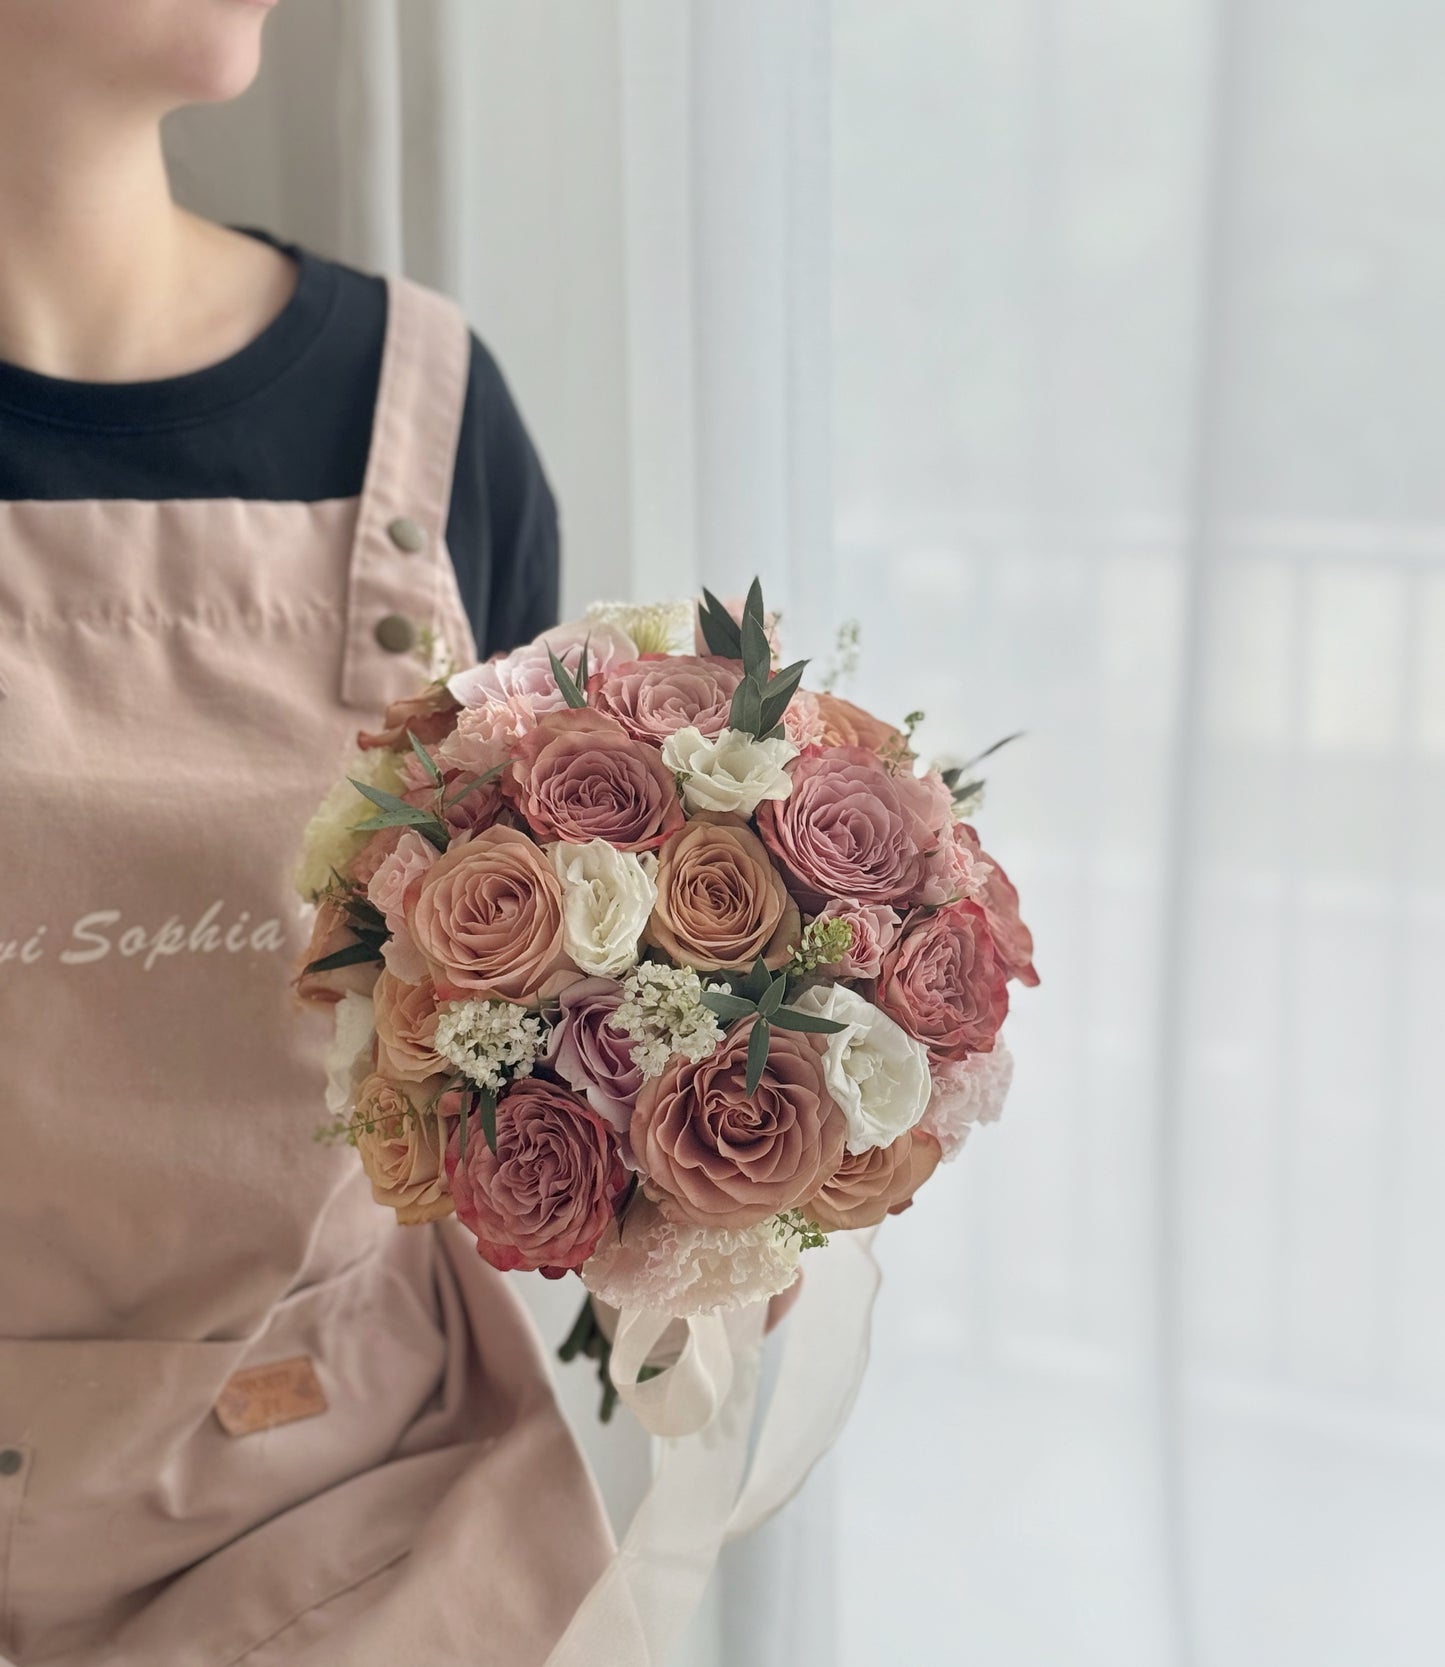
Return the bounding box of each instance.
[547,646,588,709]
[757,658,808,733]
[757,972,786,1019]
[349,777,423,818]
[700,990,758,1024]
[409,733,443,786]
[770,1007,849,1036]
[698,588,744,658]
[303,939,384,975]
[949,779,984,806]
[575,638,591,693]
[444,763,506,808]
[457,1098,468,1164]
[557,1295,597,1364]
[729,674,767,737]
[741,611,772,683]
[741,957,773,1004]
[956,731,1026,772]
[745,1017,772,1095]
[478,1088,499,1154]
[351,808,449,851]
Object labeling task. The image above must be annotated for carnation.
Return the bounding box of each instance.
[919,1037,1014,1160]
[323,990,377,1121]
[610,962,724,1080]
[661,726,799,817]
[433,998,549,1093]
[582,1195,802,1317]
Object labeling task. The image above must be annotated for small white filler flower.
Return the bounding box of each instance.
[434,1000,549,1094]
[610,963,725,1080]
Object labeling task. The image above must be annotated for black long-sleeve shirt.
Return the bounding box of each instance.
[0,229,558,655]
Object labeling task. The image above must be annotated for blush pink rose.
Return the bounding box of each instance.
[955,824,1039,986]
[631,1017,846,1229]
[805,1128,942,1231]
[544,976,644,1144]
[348,824,408,887]
[294,898,381,1005]
[875,900,1009,1063]
[365,828,438,986]
[410,824,576,1003]
[507,708,685,852]
[373,969,446,1081]
[446,1077,629,1277]
[435,700,521,778]
[811,898,902,979]
[647,819,800,972]
[589,654,743,744]
[447,621,639,719]
[756,745,946,909]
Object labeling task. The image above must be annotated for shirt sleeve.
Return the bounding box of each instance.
[445,333,562,657]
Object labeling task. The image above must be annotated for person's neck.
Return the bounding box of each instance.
[0,104,296,384]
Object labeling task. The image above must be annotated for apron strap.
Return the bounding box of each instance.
[340,276,472,712]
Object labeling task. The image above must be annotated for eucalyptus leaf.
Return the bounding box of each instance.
[479,1089,499,1154]
[409,733,443,786]
[547,646,588,709]
[349,777,423,818]
[956,730,1025,772]
[698,588,744,658]
[303,940,384,975]
[444,763,506,808]
[741,957,773,1003]
[458,1098,468,1163]
[745,1017,771,1095]
[741,610,772,682]
[757,974,786,1019]
[770,1008,849,1036]
[700,990,758,1024]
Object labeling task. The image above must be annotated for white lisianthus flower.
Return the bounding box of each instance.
[294,747,406,902]
[790,985,932,1154]
[324,991,377,1120]
[661,726,799,817]
[549,839,659,977]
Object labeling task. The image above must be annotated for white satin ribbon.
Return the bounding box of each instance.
[544,1227,882,1667]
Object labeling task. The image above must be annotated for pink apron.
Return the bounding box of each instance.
[0,278,612,1666]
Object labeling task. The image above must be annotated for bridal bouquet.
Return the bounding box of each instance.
[293,582,1036,1416]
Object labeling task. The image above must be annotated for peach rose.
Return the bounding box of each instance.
[446,1077,629,1276]
[373,970,446,1081]
[410,824,575,1003]
[804,1128,941,1231]
[294,898,381,1005]
[507,708,685,852]
[811,692,907,754]
[589,655,743,744]
[632,1017,846,1229]
[646,819,800,972]
[356,682,461,752]
[354,1073,455,1225]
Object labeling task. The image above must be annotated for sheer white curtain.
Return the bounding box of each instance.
[167,2,1445,1663]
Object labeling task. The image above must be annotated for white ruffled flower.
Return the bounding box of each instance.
[790,985,932,1155]
[919,1037,1014,1160]
[661,725,799,817]
[582,1196,801,1317]
[293,747,406,902]
[434,999,549,1093]
[324,991,377,1119]
[549,840,658,978]
[585,599,693,656]
[611,963,724,1079]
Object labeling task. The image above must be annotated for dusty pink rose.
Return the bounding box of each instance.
[356,682,460,752]
[812,898,902,979]
[448,621,639,719]
[811,692,907,755]
[348,824,408,887]
[804,1128,942,1231]
[955,824,1039,986]
[631,1017,846,1229]
[354,1073,455,1224]
[875,900,1009,1063]
[756,745,946,909]
[647,819,800,972]
[373,970,446,1081]
[294,899,381,1005]
[589,654,743,744]
[507,708,685,852]
[446,1077,628,1276]
[410,824,576,1003]
[544,976,644,1142]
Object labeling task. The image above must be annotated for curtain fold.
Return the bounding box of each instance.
[165,2,1445,1663]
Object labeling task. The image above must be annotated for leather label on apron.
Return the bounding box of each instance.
[214,1355,328,1436]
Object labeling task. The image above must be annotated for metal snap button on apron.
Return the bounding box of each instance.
[0,1447,23,1475]
[386,515,426,553]
[374,613,417,653]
